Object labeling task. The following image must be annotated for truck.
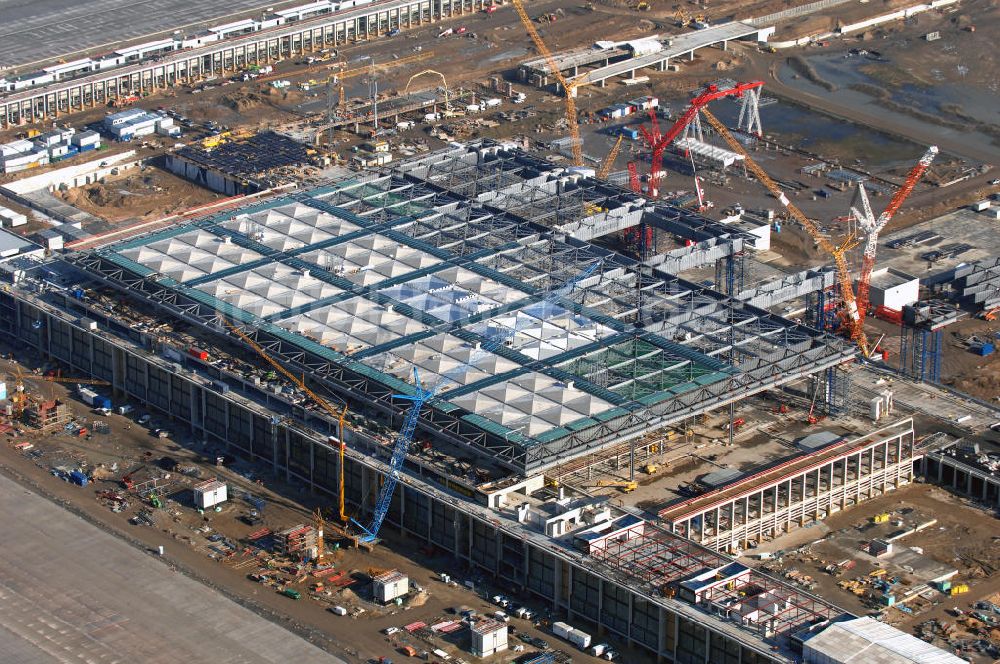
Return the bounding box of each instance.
[93,395,112,411]
[79,387,99,406]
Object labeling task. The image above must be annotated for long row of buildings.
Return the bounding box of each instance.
[0,0,492,128]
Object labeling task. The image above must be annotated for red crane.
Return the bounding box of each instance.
[639,81,764,198]
[853,146,938,329]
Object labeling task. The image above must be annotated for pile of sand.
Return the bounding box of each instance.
[222,91,266,112]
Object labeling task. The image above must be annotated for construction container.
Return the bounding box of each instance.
[950,583,969,595]
[69,470,88,486]
[193,478,228,509]
[568,628,592,649]
[617,127,639,140]
[331,605,348,615]
[373,569,409,604]
[552,622,573,639]
[188,346,208,361]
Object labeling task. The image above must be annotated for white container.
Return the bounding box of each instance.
[331,605,348,615]
[591,643,608,657]
[484,98,502,108]
[193,478,228,509]
[78,387,98,406]
[568,628,592,649]
[552,622,572,639]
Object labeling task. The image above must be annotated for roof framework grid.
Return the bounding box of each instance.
[73,141,857,474]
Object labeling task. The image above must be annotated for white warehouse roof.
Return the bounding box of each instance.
[803,617,966,664]
[674,138,744,169]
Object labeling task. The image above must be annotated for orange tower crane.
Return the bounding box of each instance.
[698,108,866,355]
[511,0,585,166]
[222,321,351,521]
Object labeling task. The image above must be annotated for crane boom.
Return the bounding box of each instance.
[352,261,602,543]
[511,0,583,166]
[404,69,451,112]
[597,135,624,180]
[854,146,937,324]
[640,82,763,197]
[699,107,867,356]
[223,320,352,520]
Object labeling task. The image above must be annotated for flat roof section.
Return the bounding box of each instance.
[660,419,915,523]
[0,0,303,69]
[74,142,857,473]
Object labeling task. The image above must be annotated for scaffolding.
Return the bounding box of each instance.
[898,303,956,383]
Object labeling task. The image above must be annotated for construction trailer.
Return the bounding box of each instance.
[470,618,508,657]
[372,569,409,604]
[193,478,228,509]
[0,141,961,664]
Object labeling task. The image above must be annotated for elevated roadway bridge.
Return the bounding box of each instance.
[520,21,774,94]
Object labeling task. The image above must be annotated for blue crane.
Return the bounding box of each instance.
[351,260,602,542]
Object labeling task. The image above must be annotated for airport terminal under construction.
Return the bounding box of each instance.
[0,141,960,663]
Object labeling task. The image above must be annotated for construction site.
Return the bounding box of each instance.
[0,0,998,663]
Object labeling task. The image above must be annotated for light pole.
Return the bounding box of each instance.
[357,55,378,136]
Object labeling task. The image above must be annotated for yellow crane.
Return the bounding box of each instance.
[222,321,351,521]
[511,0,585,166]
[597,134,624,180]
[404,69,451,114]
[699,108,866,356]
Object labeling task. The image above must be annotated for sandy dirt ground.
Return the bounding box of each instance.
[749,482,1000,663]
[0,344,628,664]
[54,164,222,223]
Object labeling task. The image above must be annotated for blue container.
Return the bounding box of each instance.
[69,471,89,486]
[977,343,994,356]
[618,127,639,140]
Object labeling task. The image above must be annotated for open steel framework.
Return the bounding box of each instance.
[70,142,856,475]
[587,526,843,640]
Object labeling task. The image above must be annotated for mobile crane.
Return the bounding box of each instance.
[698,107,866,355]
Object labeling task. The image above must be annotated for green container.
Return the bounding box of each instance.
[281,588,302,600]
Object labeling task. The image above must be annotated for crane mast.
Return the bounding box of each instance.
[597,134,624,180]
[511,0,584,166]
[640,82,763,197]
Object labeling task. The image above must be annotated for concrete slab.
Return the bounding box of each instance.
[0,472,343,663]
[0,0,301,69]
